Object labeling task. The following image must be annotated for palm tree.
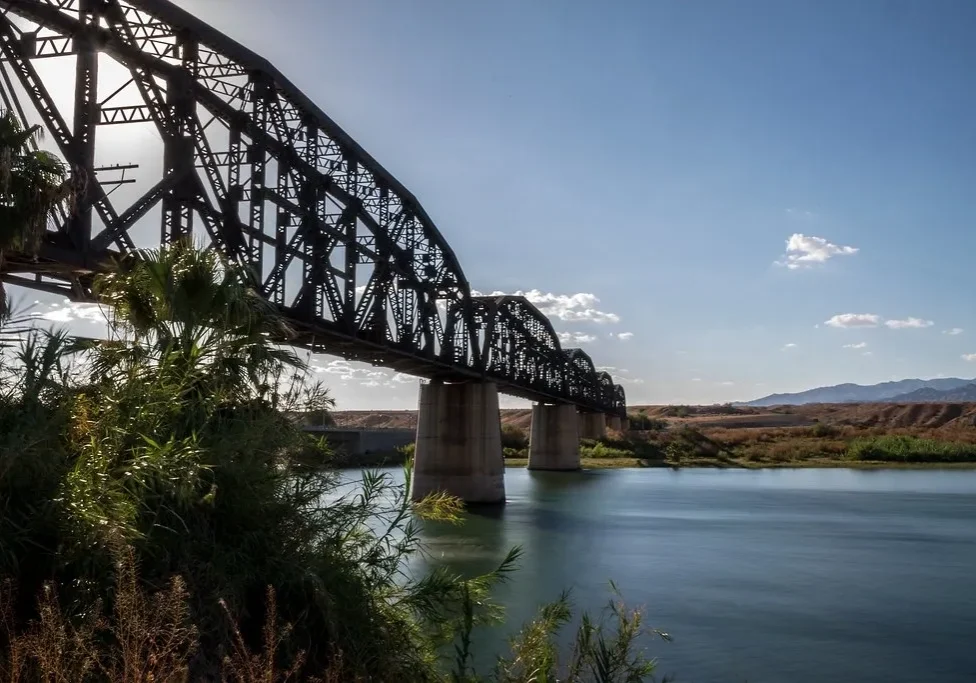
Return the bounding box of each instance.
[0,111,73,314]
[89,242,329,411]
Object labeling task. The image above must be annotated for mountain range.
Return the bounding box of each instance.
[743,377,976,406]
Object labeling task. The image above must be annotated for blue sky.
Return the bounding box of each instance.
[14,0,976,408]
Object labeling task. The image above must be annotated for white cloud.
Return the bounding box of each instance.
[719,381,735,386]
[884,317,934,329]
[944,328,964,336]
[614,332,634,341]
[617,376,645,385]
[782,343,797,350]
[558,331,597,345]
[862,351,873,356]
[472,289,620,324]
[37,302,108,324]
[691,377,702,382]
[312,359,389,383]
[786,208,817,220]
[825,313,881,328]
[843,342,868,349]
[963,354,976,362]
[777,233,858,270]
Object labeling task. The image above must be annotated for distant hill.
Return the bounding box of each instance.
[743,377,975,407]
[888,383,976,403]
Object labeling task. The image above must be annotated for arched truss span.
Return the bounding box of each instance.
[564,348,597,404]
[613,384,627,413]
[0,0,626,416]
[473,295,566,397]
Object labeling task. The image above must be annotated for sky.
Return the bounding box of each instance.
[10,0,976,409]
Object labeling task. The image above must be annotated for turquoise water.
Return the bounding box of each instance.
[365,467,976,681]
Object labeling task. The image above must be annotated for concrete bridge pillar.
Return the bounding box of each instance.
[528,403,580,471]
[605,415,623,432]
[410,381,505,504]
[578,410,606,440]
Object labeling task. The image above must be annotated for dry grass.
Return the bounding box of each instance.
[508,420,976,470]
[0,553,356,683]
[0,556,196,683]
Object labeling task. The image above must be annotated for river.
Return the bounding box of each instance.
[366,467,976,681]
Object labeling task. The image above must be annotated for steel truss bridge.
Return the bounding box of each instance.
[0,0,626,416]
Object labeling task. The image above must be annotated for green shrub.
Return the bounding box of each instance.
[847,435,976,463]
[580,441,633,459]
[0,246,463,679]
[501,424,529,451]
[0,163,670,679]
[659,405,691,418]
[628,412,668,431]
[809,422,839,438]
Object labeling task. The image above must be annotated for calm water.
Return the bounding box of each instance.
[371,467,976,682]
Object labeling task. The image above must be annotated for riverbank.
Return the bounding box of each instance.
[504,457,976,469]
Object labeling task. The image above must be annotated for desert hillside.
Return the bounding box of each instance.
[330,402,976,432]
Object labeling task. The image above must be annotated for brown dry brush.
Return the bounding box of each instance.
[0,553,357,683]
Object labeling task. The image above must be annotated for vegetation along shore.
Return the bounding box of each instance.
[333,402,976,470]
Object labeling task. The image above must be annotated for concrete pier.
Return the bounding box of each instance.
[410,381,505,504]
[606,415,623,432]
[578,410,607,440]
[528,403,580,471]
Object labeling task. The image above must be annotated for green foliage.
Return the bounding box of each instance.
[486,583,671,683]
[847,435,976,463]
[658,405,690,418]
[578,437,666,462]
[0,245,452,679]
[0,243,669,681]
[581,441,634,459]
[809,422,839,438]
[0,112,72,255]
[501,424,529,451]
[628,412,667,431]
[0,112,74,317]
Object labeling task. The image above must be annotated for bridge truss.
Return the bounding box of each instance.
[0,0,626,416]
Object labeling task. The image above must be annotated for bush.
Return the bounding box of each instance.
[628,412,668,431]
[809,422,839,438]
[0,177,670,679]
[0,246,463,679]
[847,435,976,463]
[501,424,529,451]
[659,405,691,418]
[580,441,633,459]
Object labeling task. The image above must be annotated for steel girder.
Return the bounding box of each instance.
[0,0,627,417]
[472,296,626,415]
